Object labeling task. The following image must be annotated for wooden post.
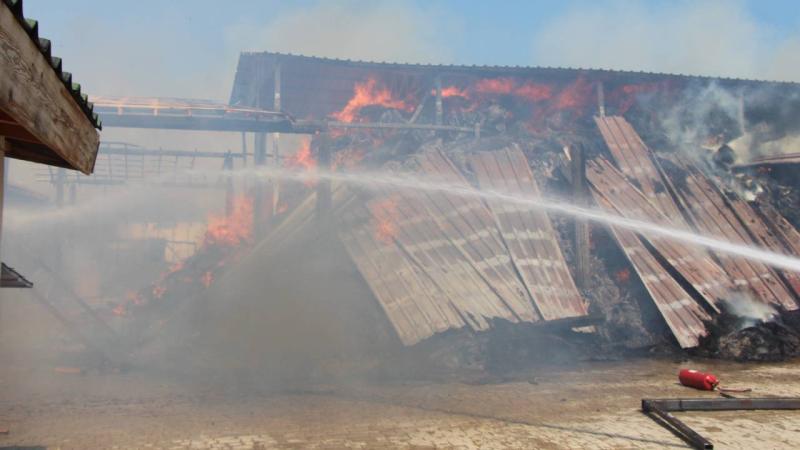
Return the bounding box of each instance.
[571,143,590,290]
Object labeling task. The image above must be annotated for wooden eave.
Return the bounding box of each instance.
[0,1,99,174]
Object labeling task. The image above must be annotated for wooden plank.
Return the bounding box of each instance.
[0,5,99,174]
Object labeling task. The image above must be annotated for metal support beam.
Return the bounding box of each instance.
[642,398,800,450]
[571,143,590,290]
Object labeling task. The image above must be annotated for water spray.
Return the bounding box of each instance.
[6,165,800,274]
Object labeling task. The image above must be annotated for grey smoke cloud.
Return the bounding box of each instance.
[532,1,800,82]
[226,1,454,64]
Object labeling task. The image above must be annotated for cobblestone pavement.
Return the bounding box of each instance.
[3,359,800,449]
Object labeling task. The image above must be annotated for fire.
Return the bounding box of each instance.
[332,77,414,122]
[369,196,402,244]
[332,147,366,171]
[204,195,254,247]
[553,76,594,111]
[474,77,516,95]
[615,268,632,284]
[285,139,316,172]
[201,271,213,288]
[472,78,552,102]
[153,284,167,299]
[112,303,127,317]
[610,82,670,114]
[440,86,468,98]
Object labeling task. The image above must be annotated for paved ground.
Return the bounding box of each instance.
[2,357,800,449]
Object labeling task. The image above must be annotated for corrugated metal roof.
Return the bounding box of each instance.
[230,52,800,129]
[239,51,800,86]
[594,194,710,348]
[340,148,578,345]
[468,145,587,321]
[595,116,685,222]
[670,161,798,311]
[2,0,101,129]
[587,157,732,310]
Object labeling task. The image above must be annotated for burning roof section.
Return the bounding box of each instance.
[229,52,800,123]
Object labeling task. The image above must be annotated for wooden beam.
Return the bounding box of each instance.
[0,5,99,174]
[0,122,40,143]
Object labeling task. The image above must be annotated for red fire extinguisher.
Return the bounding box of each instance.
[679,369,719,391]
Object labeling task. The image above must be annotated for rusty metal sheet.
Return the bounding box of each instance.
[595,116,683,222]
[670,163,798,311]
[340,171,544,345]
[587,158,731,310]
[735,152,800,168]
[725,195,800,298]
[340,211,448,346]
[412,149,541,323]
[390,192,525,325]
[468,145,588,321]
[593,194,710,348]
[756,202,800,257]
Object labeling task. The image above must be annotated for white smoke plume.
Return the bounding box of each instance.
[722,294,779,329]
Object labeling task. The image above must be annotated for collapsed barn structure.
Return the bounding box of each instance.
[11,50,800,376]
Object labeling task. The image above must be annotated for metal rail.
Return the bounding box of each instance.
[642,397,800,449]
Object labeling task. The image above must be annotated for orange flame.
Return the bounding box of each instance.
[472,78,553,102]
[615,268,631,284]
[332,77,414,122]
[332,147,366,171]
[439,86,469,98]
[369,196,402,244]
[610,82,669,114]
[473,77,516,95]
[152,284,167,299]
[112,303,127,317]
[204,195,254,247]
[285,139,316,171]
[201,271,214,288]
[553,76,594,111]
